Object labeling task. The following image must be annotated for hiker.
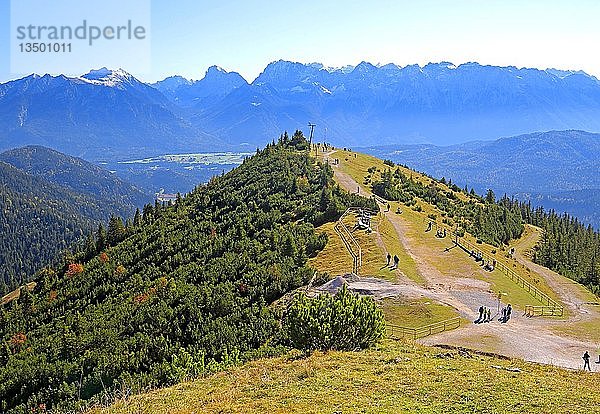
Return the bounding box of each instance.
[597,354,600,364]
[393,255,399,269]
[443,228,447,238]
[386,253,391,266]
[500,307,507,322]
[386,203,391,212]
[478,305,484,321]
[583,351,591,371]
[506,304,512,321]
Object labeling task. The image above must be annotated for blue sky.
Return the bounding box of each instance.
[1,0,599,83]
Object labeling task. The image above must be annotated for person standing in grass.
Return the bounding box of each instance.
[583,351,591,371]
[393,255,399,269]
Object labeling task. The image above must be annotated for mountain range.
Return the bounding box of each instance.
[0,68,219,159]
[3,61,600,158]
[155,61,600,149]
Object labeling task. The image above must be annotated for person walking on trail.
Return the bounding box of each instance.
[386,253,391,266]
[387,203,391,212]
[506,304,512,321]
[478,305,484,321]
[393,255,399,269]
[486,308,491,322]
[583,351,592,371]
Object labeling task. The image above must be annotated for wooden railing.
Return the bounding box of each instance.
[427,220,564,317]
[334,208,364,274]
[524,305,564,317]
[386,317,461,340]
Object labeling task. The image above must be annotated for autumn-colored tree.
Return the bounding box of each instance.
[99,252,109,263]
[66,263,84,277]
[8,332,27,352]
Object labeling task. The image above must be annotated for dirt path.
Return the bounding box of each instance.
[511,225,600,322]
[329,160,600,371]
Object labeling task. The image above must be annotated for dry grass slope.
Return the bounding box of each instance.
[92,340,600,414]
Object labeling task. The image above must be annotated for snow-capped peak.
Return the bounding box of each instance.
[80,68,138,88]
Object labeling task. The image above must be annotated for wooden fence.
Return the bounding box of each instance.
[387,317,461,340]
[524,305,564,317]
[334,207,378,274]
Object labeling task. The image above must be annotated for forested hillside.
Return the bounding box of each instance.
[0,162,105,292]
[0,133,375,413]
[0,146,149,215]
[0,147,150,294]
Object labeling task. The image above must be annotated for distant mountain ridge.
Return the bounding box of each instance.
[155,60,600,148]
[0,68,220,159]
[3,61,600,155]
[363,130,600,227]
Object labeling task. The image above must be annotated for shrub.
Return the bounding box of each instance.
[65,263,84,277]
[283,285,385,352]
[8,332,27,352]
[99,252,109,263]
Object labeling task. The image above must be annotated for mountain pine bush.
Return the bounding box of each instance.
[283,285,385,352]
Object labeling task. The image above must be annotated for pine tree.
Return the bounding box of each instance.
[96,223,107,252]
[133,208,141,227]
[107,216,126,246]
[485,189,496,204]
